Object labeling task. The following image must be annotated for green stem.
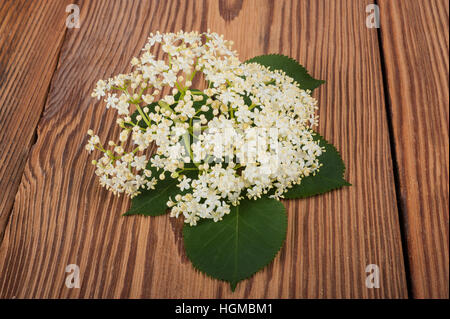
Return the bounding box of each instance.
[135,104,151,127]
[177,167,199,175]
[158,100,175,114]
[188,59,199,82]
[248,103,257,110]
[94,145,106,153]
[175,81,183,93]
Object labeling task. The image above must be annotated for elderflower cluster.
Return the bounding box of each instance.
[86,31,324,225]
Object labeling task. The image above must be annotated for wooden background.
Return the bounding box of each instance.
[0,0,447,299]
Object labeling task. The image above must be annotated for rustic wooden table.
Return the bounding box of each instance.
[0,0,448,299]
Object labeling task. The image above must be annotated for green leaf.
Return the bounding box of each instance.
[124,164,197,217]
[284,132,350,199]
[183,197,287,291]
[245,54,325,91]
[124,166,172,216]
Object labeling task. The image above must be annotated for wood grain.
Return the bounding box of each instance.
[0,0,407,298]
[378,0,449,298]
[0,0,70,240]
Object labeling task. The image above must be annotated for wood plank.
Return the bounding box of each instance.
[378,0,449,298]
[0,0,407,298]
[0,0,70,240]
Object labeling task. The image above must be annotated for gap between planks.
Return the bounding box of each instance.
[0,0,71,243]
[374,0,413,299]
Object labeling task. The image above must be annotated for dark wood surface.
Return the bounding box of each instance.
[379,0,449,298]
[0,0,447,298]
[0,0,70,240]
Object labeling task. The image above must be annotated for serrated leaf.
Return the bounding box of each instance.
[284,132,350,199]
[245,54,325,91]
[183,197,287,291]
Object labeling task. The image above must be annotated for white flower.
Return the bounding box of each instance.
[184,212,200,226]
[119,130,129,142]
[116,100,129,115]
[131,155,147,171]
[105,93,119,109]
[162,71,177,86]
[87,31,323,222]
[177,176,191,191]
[85,143,95,153]
[91,80,107,99]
